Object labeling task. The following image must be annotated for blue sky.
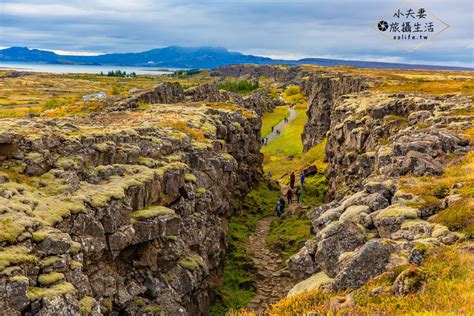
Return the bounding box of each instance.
[0,0,472,67]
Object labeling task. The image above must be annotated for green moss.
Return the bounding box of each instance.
[40,256,60,267]
[38,272,64,285]
[196,187,207,195]
[79,296,96,316]
[0,246,38,270]
[184,173,197,183]
[69,241,81,255]
[340,205,370,223]
[80,165,157,208]
[222,153,235,161]
[101,298,113,312]
[338,251,356,262]
[69,260,82,270]
[144,305,162,314]
[28,282,76,301]
[55,158,78,170]
[131,206,176,223]
[137,156,162,168]
[178,255,204,271]
[287,272,332,297]
[32,229,50,242]
[2,266,21,276]
[378,145,393,157]
[376,205,419,219]
[0,215,29,243]
[9,275,29,282]
[134,297,145,306]
[431,224,450,238]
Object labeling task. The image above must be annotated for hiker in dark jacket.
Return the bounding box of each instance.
[295,186,302,203]
[289,171,295,189]
[275,202,283,217]
[279,196,286,210]
[286,188,293,204]
[299,171,305,188]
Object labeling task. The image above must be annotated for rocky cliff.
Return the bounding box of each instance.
[0,102,262,315]
[107,82,281,116]
[288,92,472,294]
[300,74,369,151]
[210,64,302,82]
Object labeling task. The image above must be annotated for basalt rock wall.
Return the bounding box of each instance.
[288,92,472,295]
[300,74,369,151]
[0,104,262,315]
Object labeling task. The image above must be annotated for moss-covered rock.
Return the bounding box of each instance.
[288,272,333,297]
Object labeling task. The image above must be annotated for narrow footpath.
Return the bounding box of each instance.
[263,106,297,145]
[245,216,296,311]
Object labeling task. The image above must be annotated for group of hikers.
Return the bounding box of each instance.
[270,125,282,136]
[275,171,305,217]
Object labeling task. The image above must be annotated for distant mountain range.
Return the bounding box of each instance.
[0,46,472,70]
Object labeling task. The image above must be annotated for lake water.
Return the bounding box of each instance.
[0,62,174,75]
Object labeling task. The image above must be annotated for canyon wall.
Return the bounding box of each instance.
[288,92,472,294]
[0,102,262,315]
[300,74,369,151]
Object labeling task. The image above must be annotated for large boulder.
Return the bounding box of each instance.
[315,221,366,277]
[373,204,420,238]
[329,239,394,291]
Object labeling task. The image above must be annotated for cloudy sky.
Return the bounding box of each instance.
[0,0,472,67]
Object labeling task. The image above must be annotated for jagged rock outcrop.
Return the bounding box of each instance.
[210,64,303,82]
[0,103,262,315]
[106,82,281,117]
[109,82,185,111]
[325,93,471,198]
[288,92,472,293]
[300,74,369,151]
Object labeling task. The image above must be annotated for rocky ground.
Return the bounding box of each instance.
[245,216,294,311]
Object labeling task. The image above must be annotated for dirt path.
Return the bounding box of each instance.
[263,106,297,145]
[245,216,296,312]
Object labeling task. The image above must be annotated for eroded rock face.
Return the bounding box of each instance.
[301,74,369,151]
[325,93,471,199]
[106,81,281,117]
[288,92,472,293]
[210,64,303,82]
[0,103,262,315]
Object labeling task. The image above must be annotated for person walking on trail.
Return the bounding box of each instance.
[299,171,305,188]
[271,126,274,132]
[279,196,286,210]
[295,186,302,204]
[286,188,293,204]
[275,202,283,217]
[290,171,296,189]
